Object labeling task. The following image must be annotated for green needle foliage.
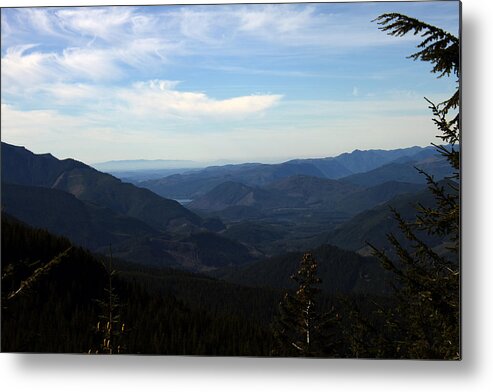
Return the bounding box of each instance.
[357,13,461,359]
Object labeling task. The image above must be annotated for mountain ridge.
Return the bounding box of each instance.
[138,145,440,199]
[1,141,204,233]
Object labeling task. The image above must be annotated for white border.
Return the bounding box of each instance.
[1,1,492,391]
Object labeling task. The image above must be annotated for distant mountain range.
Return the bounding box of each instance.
[92,158,250,172]
[1,141,454,273]
[341,157,451,187]
[92,159,199,172]
[91,158,252,183]
[137,145,445,199]
[330,146,425,173]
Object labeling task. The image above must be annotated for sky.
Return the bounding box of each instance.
[1,1,460,165]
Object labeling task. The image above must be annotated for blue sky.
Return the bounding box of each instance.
[1,1,460,164]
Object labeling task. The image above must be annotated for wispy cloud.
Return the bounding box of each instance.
[55,7,135,41]
[117,80,283,119]
[1,40,177,91]
[201,65,320,78]
[237,5,316,34]
[38,82,102,103]
[3,77,282,125]
[1,3,459,163]
[1,4,440,94]
[1,103,94,149]
[2,7,175,88]
[61,47,123,80]
[2,45,60,89]
[2,44,117,89]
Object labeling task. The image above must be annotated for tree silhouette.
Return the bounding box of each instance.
[360,13,460,359]
[272,253,340,357]
[90,247,127,354]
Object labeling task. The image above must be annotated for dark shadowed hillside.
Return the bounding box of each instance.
[324,181,458,254]
[188,181,279,211]
[1,143,87,187]
[190,175,420,216]
[2,183,158,249]
[188,175,428,258]
[1,142,204,232]
[265,175,360,208]
[333,181,426,215]
[216,244,392,296]
[107,231,257,272]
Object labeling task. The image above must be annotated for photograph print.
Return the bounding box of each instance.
[1,0,461,359]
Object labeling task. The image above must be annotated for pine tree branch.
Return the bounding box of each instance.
[373,13,459,78]
[7,247,73,301]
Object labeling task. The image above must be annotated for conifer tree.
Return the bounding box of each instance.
[272,253,340,357]
[360,13,460,359]
[90,248,127,354]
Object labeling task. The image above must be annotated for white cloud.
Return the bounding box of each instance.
[117,80,283,119]
[3,76,282,121]
[1,8,175,88]
[130,14,158,35]
[1,45,119,90]
[39,82,102,102]
[1,40,173,91]
[22,8,61,37]
[1,103,90,146]
[238,5,316,34]
[114,37,178,68]
[1,45,60,89]
[176,9,223,45]
[1,4,423,92]
[55,7,135,41]
[59,47,121,80]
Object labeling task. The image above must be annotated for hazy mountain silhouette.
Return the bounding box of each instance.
[138,146,439,199]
